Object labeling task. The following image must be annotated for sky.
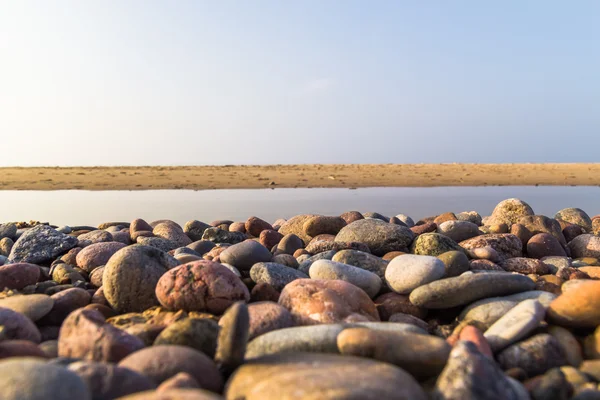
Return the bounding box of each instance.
[1,1,599,166]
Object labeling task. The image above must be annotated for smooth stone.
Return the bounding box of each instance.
[68,361,156,400]
[201,228,246,245]
[226,352,427,400]
[152,222,192,247]
[499,257,550,274]
[395,214,415,227]
[433,341,523,400]
[245,217,273,237]
[8,225,78,264]
[374,292,428,320]
[486,198,535,226]
[547,280,600,328]
[409,272,535,309]
[459,233,523,261]
[352,321,427,335]
[437,251,470,277]
[0,262,40,290]
[548,325,583,367]
[337,327,450,379]
[76,242,127,272]
[58,308,145,362]
[298,250,337,274]
[456,211,483,226]
[278,279,380,325]
[335,219,414,256]
[276,234,305,255]
[310,260,382,298]
[0,223,17,240]
[518,215,567,246]
[410,233,462,257]
[277,214,319,245]
[411,222,438,235]
[249,262,308,292]
[156,260,249,315]
[247,302,294,341]
[303,216,346,237]
[258,230,283,249]
[0,294,53,321]
[332,249,388,279]
[0,237,13,257]
[0,358,91,400]
[117,388,223,399]
[118,345,223,391]
[0,340,48,359]
[270,254,298,269]
[437,220,480,242]
[527,233,567,258]
[497,334,568,377]
[154,318,220,358]
[156,372,201,392]
[186,240,216,255]
[555,208,593,232]
[465,246,501,262]
[245,324,346,358]
[103,245,179,313]
[569,234,600,259]
[215,302,249,376]
[483,299,546,352]
[385,254,445,294]
[136,236,179,252]
[219,241,272,270]
[304,240,370,254]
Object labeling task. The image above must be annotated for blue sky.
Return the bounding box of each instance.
[1,1,598,166]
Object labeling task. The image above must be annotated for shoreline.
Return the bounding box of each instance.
[1,163,599,190]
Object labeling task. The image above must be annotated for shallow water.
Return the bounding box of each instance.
[0,186,599,226]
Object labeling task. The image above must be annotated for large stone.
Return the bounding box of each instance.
[0,306,41,342]
[409,272,535,309]
[410,233,462,257]
[385,254,445,294]
[0,358,91,400]
[433,341,523,400]
[555,208,593,233]
[156,261,249,315]
[103,245,179,313]
[219,241,272,271]
[518,215,566,246]
[278,279,380,325]
[58,308,145,362]
[459,234,523,261]
[118,345,223,391]
[8,225,78,264]
[226,352,427,400]
[527,233,567,259]
[337,327,450,379]
[76,242,126,273]
[309,260,382,298]
[0,262,40,290]
[569,234,600,259]
[303,216,346,237]
[486,198,534,226]
[245,217,273,237]
[184,220,211,242]
[547,280,600,328]
[250,262,308,292]
[335,219,414,256]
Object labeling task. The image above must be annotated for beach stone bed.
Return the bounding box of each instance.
[1,199,600,398]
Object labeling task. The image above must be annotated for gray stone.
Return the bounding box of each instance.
[250,262,308,291]
[219,241,272,270]
[497,333,568,377]
[335,219,414,256]
[0,223,17,240]
[456,211,483,226]
[8,225,78,264]
[540,256,571,274]
[409,272,535,309]
[395,214,415,227]
[135,236,179,252]
[437,220,481,242]
[201,227,246,244]
[298,250,337,274]
[484,299,546,352]
[309,260,382,298]
[184,220,211,242]
[385,254,445,295]
[568,234,600,259]
[332,249,388,279]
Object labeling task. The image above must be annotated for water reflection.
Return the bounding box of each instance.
[0,186,599,226]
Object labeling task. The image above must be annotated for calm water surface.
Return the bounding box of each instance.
[0,186,599,226]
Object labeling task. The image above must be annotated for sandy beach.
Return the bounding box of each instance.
[0,164,599,190]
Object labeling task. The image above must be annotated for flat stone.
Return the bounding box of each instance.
[0,294,53,321]
[309,260,382,298]
[227,352,427,400]
[332,249,388,279]
[484,299,546,352]
[459,234,523,261]
[409,272,535,309]
[385,254,446,294]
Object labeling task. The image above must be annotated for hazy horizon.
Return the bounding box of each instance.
[2,1,599,167]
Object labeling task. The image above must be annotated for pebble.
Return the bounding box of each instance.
[335,218,414,256]
[186,240,216,255]
[136,236,179,252]
[410,272,535,309]
[219,240,272,270]
[459,233,523,261]
[0,223,17,240]
[483,299,545,352]
[547,280,600,328]
[0,237,13,257]
[258,229,283,249]
[0,262,40,290]
[37,287,91,326]
[250,262,308,291]
[518,215,567,246]
[497,333,568,377]
[548,325,584,367]
[569,234,600,259]
[433,341,524,400]
[337,327,450,379]
[270,253,298,268]
[456,211,483,225]
[374,292,427,320]
[278,279,380,325]
[276,233,305,255]
[486,198,535,226]
[437,250,470,277]
[310,259,382,298]
[201,227,246,244]
[499,257,550,274]
[303,216,346,237]
[76,242,126,272]
[527,232,567,258]
[183,220,211,242]
[278,214,319,244]
[103,245,179,313]
[297,250,337,274]
[8,224,78,264]
[0,358,91,400]
[215,302,249,375]
[155,260,249,314]
[0,294,53,321]
[437,220,480,242]
[118,345,223,391]
[58,308,145,362]
[410,232,462,256]
[154,318,220,358]
[555,207,593,232]
[385,254,445,294]
[226,352,427,400]
[77,230,113,247]
[247,301,294,340]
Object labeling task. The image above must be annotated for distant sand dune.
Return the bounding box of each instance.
[0,164,598,190]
